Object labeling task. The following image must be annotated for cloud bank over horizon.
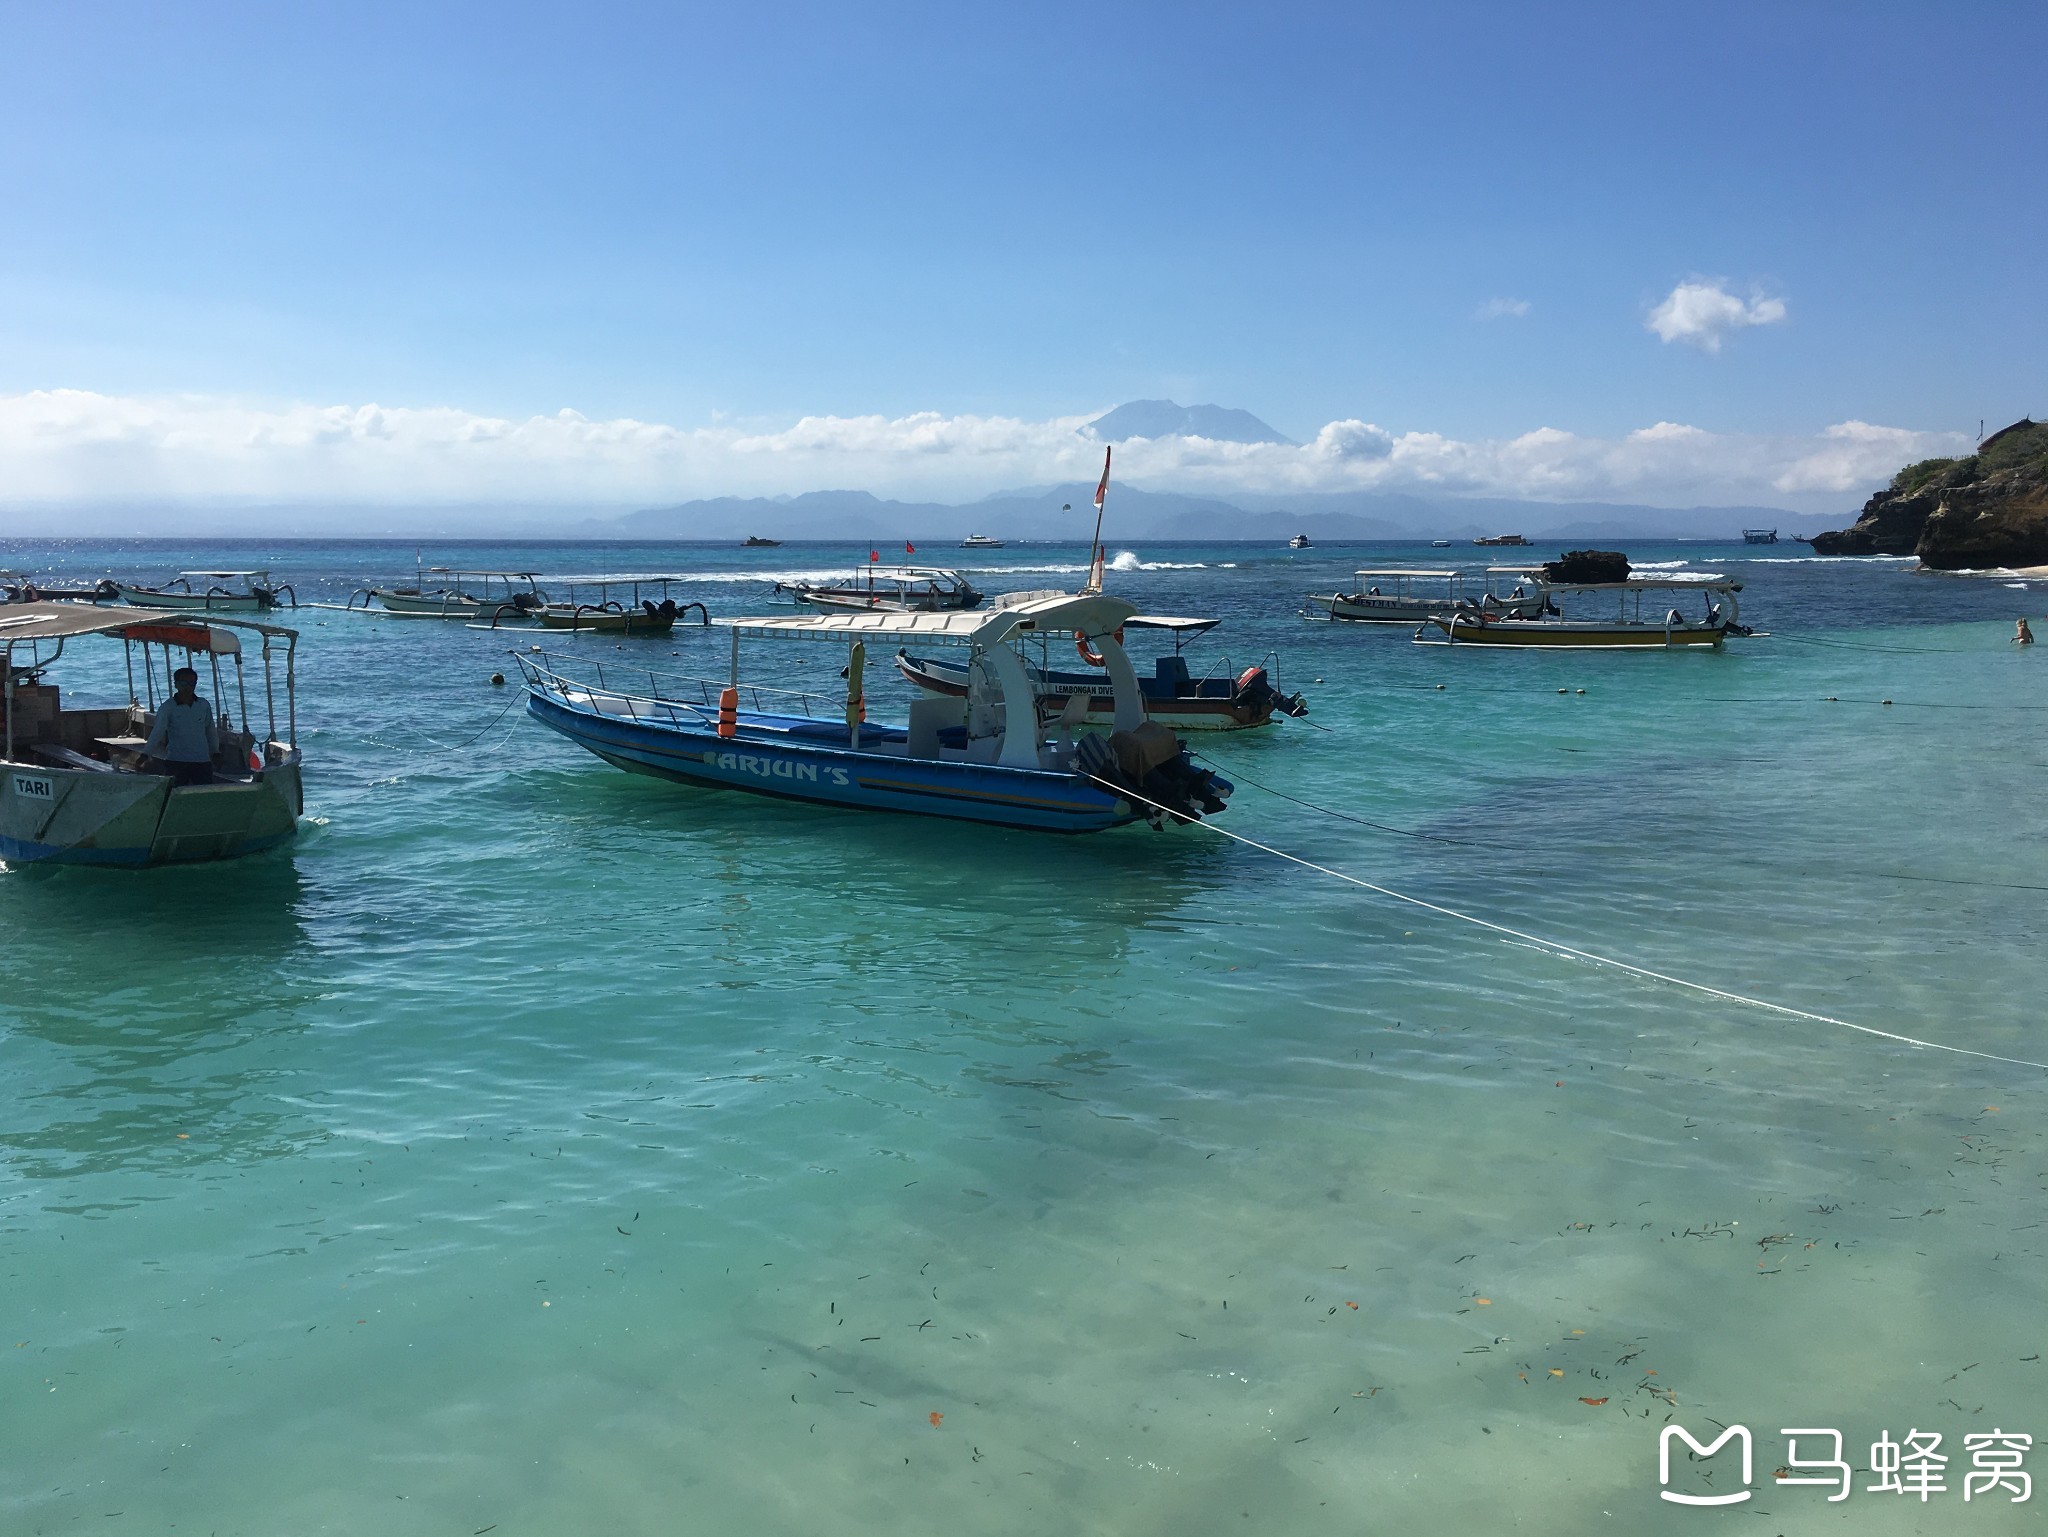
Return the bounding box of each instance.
[0,388,1966,515]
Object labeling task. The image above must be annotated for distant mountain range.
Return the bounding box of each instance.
[1083,399,1295,446]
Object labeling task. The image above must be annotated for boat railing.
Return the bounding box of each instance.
[520,652,834,721]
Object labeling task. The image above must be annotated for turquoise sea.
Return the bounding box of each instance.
[4,538,2046,1534]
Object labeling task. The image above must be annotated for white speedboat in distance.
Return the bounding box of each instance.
[960,534,1005,549]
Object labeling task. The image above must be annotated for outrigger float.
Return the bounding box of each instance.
[1,603,303,866]
[515,593,1232,833]
[1415,577,1750,648]
[894,612,1308,731]
[1306,567,1547,626]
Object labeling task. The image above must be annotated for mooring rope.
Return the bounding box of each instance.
[1093,774,2048,1073]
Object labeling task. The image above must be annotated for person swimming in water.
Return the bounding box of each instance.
[2016,617,2035,645]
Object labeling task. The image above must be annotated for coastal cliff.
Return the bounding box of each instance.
[1810,418,2048,568]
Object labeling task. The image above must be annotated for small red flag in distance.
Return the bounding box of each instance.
[869,548,879,562]
[1094,445,1112,509]
[905,540,915,555]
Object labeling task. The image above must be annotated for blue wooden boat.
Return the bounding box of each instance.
[515,594,1233,834]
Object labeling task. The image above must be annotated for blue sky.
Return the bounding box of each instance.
[1,1,2041,509]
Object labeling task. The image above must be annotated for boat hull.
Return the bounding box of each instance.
[525,692,1143,833]
[896,653,1279,731]
[1309,594,1545,625]
[1420,617,1728,648]
[371,591,532,620]
[113,585,271,613]
[535,607,676,635]
[0,759,303,866]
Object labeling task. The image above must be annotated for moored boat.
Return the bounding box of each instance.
[515,593,1232,833]
[1742,528,1779,545]
[1,603,304,866]
[113,570,294,612]
[960,534,1005,549]
[895,614,1307,731]
[351,568,547,621]
[527,574,709,635]
[1307,567,1546,625]
[1473,534,1532,547]
[775,565,983,613]
[743,536,782,547]
[1415,576,1750,648]
[1288,534,1312,549]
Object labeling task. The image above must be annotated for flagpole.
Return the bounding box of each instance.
[1085,446,1111,595]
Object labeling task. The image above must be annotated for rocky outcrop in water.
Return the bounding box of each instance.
[1810,419,2048,568]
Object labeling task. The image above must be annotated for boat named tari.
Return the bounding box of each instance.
[515,593,1232,833]
[2,603,304,866]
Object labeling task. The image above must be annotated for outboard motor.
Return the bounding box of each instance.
[1230,666,1309,720]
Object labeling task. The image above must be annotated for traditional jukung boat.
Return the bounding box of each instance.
[526,574,709,635]
[1,603,303,866]
[1415,577,1749,648]
[350,567,547,621]
[894,614,1308,731]
[3,572,106,604]
[514,593,1233,833]
[113,570,294,612]
[1306,567,1547,625]
[775,566,983,614]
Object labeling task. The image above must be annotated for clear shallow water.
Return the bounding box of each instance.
[4,539,2047,1534]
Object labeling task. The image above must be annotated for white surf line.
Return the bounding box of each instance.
[1097,776,2048,1073]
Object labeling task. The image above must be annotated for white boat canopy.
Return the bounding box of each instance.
[0,601,297,645]
[726,592,1139,647]
[530,571,690,585]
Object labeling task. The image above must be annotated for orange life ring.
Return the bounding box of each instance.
[1074,627,1124,666]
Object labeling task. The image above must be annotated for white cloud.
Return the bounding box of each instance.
[0,388,1968,513]
[1647,280,1788,351]
[1474,297,1531,321]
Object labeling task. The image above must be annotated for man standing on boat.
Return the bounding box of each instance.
[144,666,219,786]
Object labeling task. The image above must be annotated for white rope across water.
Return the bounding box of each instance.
[1096,776,2048,1074]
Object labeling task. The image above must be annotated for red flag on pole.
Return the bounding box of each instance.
[905,540,915,555]
[869,548,879,563]
[1094,445,1112,509]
